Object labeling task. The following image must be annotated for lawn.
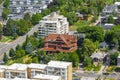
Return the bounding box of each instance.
[69,20,91,31]
[106,66,116,72]
[105,0,114,4]
[6,55,32,65]
[84,64,102,71]
[0,36,14,42]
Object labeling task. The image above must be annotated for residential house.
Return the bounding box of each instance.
[91,51,108,65]
[41,34,77,53]
[38,12,69,38]
[99,41,109,49]
[9,0,52,14]
[102,4,118,15]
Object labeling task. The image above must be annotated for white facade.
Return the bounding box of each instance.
[38,12,69,38]
[33,74,61,80]
[46,61,72,80]
[0,61,72,80]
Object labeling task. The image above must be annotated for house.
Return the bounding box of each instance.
[99,41,109,49]
[38,12,69,38]
[9,0,52,14]
[102,4,118,15]
[9,4,47,14]
[46,61,72,80]
[41,34,77,53]
[103,23,115,30]
[91,51,108,65]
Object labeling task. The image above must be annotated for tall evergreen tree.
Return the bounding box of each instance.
[3,53,8,63]
[9,48,16,57]
[25,40,33,54]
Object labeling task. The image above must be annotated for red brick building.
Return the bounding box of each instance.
[41,34,77,53]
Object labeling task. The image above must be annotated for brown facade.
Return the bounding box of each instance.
[41,34,77,53]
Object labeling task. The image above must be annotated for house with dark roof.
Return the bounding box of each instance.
[41,34,77,53]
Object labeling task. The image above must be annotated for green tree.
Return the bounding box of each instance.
[31,13,42,25]
[29,36,39,49]
[3,19,14,36]
[69,52,79,67]
[110,52,119,65]
[0,24,3,39]
[16,49,25,58]
[25,40,33,54]
[108,16,115,23]
[77,26,104,42]
[2,8,10,20]
[32,57,39,63]
[64,12,78,25]
[3,0,10,8]
[9,48,16,57]
[78,39,97,61]
[83,56,92,66]
[17,19,29,35]
[24,13,31,22]
[3,53,8,63]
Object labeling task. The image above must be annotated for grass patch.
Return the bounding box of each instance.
[72,67,79,72]
[69,20,91,31]
[5,55,32,65]
[84,64,102,71]
[106,66,116,72]
[0,36,14,42]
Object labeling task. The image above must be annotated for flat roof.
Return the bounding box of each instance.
[115,2,120,5]
[7,63,28,71]
[47,60,72,68]
[28,63,47,70]
[42,12,65,21]
[33,74,60,80]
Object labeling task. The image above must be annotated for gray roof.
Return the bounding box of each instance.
[91,51,107,59]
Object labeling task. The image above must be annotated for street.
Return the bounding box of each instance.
[0,24,39,59]
[74,70,120,80]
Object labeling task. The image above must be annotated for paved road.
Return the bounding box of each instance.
[75,71,120,79]
[0,24,39,59]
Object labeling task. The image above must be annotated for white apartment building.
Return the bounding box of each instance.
[38,12,69,38]
[28,63,47,78]
[47,61,72,80]
[5,63,28,79]
[0,61,72,80]
[33,74,61,80]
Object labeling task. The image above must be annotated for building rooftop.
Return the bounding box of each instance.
[42,12,65,21]
[7,63,28,71]
[115,2,120,5]
[28,63,47,70]
[33,74,61,80]
[47,61,72,68]
[118,54,120,58]
[91,51,107,59]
